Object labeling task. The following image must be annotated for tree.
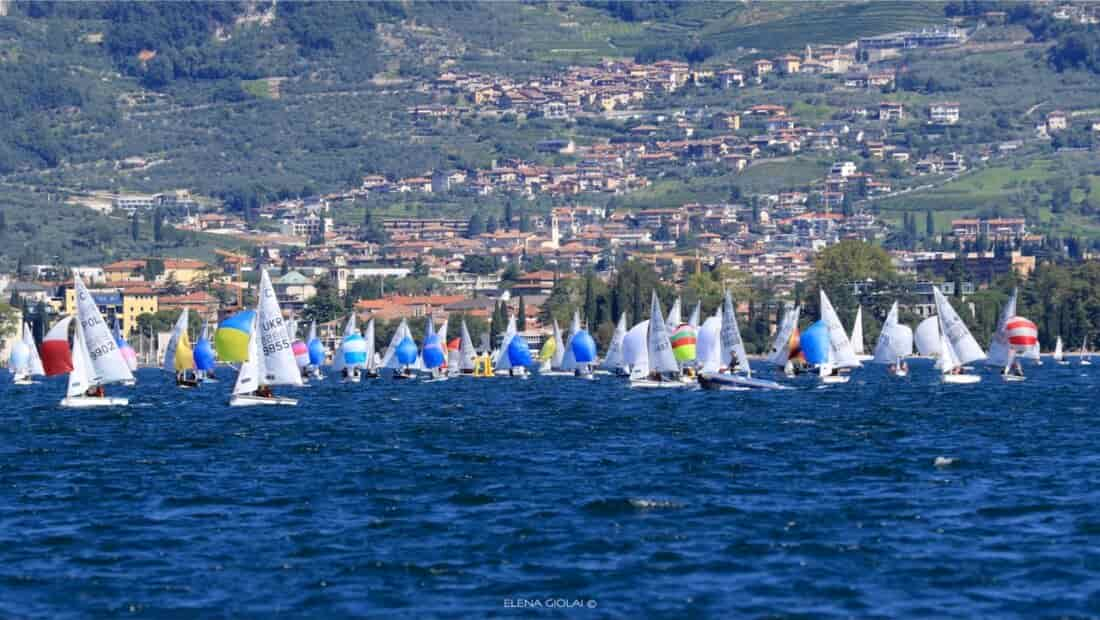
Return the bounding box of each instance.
[130,211,140,242]
[0,210,6,234]
[517,296,526,331]
[152,206,165,243]
[518,210,532,233]
[486,215,498,234]
[303,278,343,324]
[811,240,897,316]
[467,212,484,238]
[925,210,935,237]
[504,202,514,230]
[583,272,596,327]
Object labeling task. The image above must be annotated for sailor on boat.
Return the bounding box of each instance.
[1002,357,1024,379]
[85,385,105,398]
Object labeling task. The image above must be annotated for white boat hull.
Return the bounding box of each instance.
[630,379,689,389]
[12,376,34,386]
[820,375,849,384]
[60,396,129,408]
[1081,360,1092,366]
[539,370,575,377]
[229,394,298,407]
[892,369,908,378]
[1002,374,1026,382]
[942,373,981,384]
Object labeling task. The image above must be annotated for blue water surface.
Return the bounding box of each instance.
[1,359,1098,618]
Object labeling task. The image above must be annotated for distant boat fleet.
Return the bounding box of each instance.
[7,272,1092,407]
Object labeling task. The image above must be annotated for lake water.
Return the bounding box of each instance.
[2,359,1098,617]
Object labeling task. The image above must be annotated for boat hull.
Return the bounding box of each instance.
[60,396,129,408]
[942,373,981,384]
[630,379,689,389]
[1002,374,1026,382]
[820,375,850,384]
[698,372,787,390]
[229,394,298,407]
[12,376,34,386]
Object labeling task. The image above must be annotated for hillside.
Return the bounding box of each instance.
[3,0,1100,262]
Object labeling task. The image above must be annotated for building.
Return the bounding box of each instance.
[910,250,1034,284]
[63,286,158,334]
[929,102,960,125]
[280,212,332,239]
[775,54,801,74]
[752,59,774,77]
[1047,110,1068,132]
[879,102,905,122]
[951,218,1027,241]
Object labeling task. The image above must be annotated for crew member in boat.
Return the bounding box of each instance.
[1002,358,1024,377]
[256,385,273,398]
[85,385,105,398]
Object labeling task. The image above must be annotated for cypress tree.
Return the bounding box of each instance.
[925,210,935,237]
[517,296,526,331]
[130,211,140,241]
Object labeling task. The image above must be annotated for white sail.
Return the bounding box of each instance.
[601,313,628,371]
[67,321,93,397]
[648,291,679,375]
[935,316,962,374]
[550,320,565,369]
[23,322,44,376]
[622,320,649,375]
[460,321,477,371]
[308,320,318,342]
[560,311,581,370]
[768,304,800,367]
[915,315,941,357]
[73,275,134,386]
[696,314,722,374]
[986,288,1018,367]
[872,302,913,363]
[162,309,189,373]
[819,290,861,368]
[364,319,377,370]
[256,269,303,386]
[381,319,410,368]
[720,291,751,376]
[495,315,518,370]
[850,306,866,356]
[1053,336,1064,361]
[688,301,701,329]
[233,316,263,395]
[666,298,682,328]
[343,312,358,336]
[932,286,986,365]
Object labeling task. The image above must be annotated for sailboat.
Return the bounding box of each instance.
[768,304,804,377]
[493,315,527,377]
[422,318,449,381]
[229,269,303,406]
[9,322,44,385]
[699,290,786,390]
[872,302,913,377]
[630,291,686,388]
[1053,336,1069,365]
[539,319,571,376]
[164,309,200,387]
[458,320,478,375]
[193,323,217,382]
[332,314,367,383]
[986,289,1036,381]
[306,320,326,380]
[112,319,138,385]
[61,276,135,407]
[850,305,874,362]
[817,290,861,384]
[1080,336,1092,365]
[599,313,629,377]
[622,319,649,380]
[558,311,582,376]
[933,286,985,384]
